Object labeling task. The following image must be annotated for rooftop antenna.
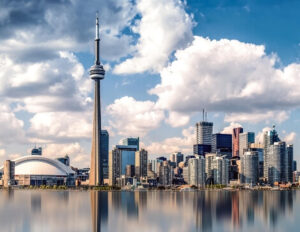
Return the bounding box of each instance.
[202,109,205,121]
[205,111,208,121]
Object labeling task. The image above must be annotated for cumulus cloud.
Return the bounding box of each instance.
[255,127,272,144]
[146,127,194,157]
[106,96,164,137]
[166,111,191,127]
[284,132,296,144]
[149,36,300,124]
[221,122,243,134]
[43,143,89,168]
[114,0,194,74]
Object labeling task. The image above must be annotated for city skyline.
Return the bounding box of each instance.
[0,1,300,168]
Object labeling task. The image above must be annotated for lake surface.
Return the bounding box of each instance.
[0,189,299,232]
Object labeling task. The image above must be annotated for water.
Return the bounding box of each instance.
[0,189,299,232]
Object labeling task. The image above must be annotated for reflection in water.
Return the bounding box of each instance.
[0,190,298,232]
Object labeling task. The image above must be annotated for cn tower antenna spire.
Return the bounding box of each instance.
[96,11,100,40]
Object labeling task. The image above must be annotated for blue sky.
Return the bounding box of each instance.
[0,0,299,168]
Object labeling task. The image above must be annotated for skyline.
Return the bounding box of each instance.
[0,0,300,168]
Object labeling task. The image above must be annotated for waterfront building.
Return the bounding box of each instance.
[182,166,189,184]
[135,149,148,179]
[233,127,243,157]
[101,130,109,179]
[229,156,240,181]
[267,141,287,184]
[263,125,280,181]
[147,163,156,179]
[205,153,216,184]
[248,146,264,178]
[188,157,205,187]
[89,15,106,186]
[211,156,229,185]
[287,144,293,183]
[185,155,196,166]
[240,151,259,185]
[170,152,184,166]
[239,132,255,156]
[0,155,75,186]
[56,155,70,166]
[211,133,232,153]
[3,160,15,187]
[108,145,136,185]
[149,160,157,173]
[195,121,213,145]
[158,161,173,186]
[122,137,139,150]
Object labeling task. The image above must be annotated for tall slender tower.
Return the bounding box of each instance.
[90,15,105,186]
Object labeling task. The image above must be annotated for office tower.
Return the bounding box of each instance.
[249,147,264,178]
[147,163,156,179]
[205,153,216,184]
[286,145,293,183]
[185,155,196,166]
[149,160,157,173]
[195,121,213,145]
[125,165,135,177]
[293,160,297,172]
[116,145,136,174]
[240,151,259,185]
[57,155,70,166]
[170,152,184,166]
[135,149,148,179]
[122,137,139,150]
[263,126,280,181]
[211,133,232,153]
[267,141,286,184]
[31,147,42,156]
[182,166,189,184]
[212,156,229,185]
[193,144,211,156]
[233,127,243,157]
[108,149,121,186]
[229,157,240,180]
[188,157,205,187]
[90,16,105,186]
[239,132,255,156]
[3,160,15,187]
[101,130,109,179]
[158,161,173,186]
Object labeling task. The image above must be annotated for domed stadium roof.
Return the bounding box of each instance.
[0,156,75,176]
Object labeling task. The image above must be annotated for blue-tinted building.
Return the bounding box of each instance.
[122,137,139,150]
[211,133,232,153]
[101,130,109,179]
[193,144,211,156]
[116,145,137,175]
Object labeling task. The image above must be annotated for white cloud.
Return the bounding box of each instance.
[114,0,194,74]
[221,122,243,134]
[284,132,296,144]
[106,96,164,137]
[166,111,190,127]
[256,127,272,144]
[43,143,89,168]
[149,36,300,124]
[146,127,194,157]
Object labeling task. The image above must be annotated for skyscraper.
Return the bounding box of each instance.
[240,151,259,185]
[286,144,293,183]
[267,141,286,184]
[122,137,139,150]
[188,157,205,187]
[170,152,184,166]
[212,156,229,185]
[211,133,232,153]
[232,127,243,157]
[195,121,213,145]
[90,15,105,186]
[263,125,280,181]
[239,132,255,156]
[101,130,109,179]
[135,149,148,179]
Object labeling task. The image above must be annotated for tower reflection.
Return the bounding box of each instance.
[90,191,108,232]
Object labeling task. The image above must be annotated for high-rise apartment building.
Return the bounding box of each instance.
[122,137,139,150]
[188,157,205,187]
[240,151,259,185]
[158,161,173,186]
[195,121,213,145]
[239,132,255,156]
[205,153,216,184]
[212,156,229,185]
[233,127,243,157]
[267,141,286,184]
[101,130,109,179]
[263,126,280,181]
[135,149,148,179]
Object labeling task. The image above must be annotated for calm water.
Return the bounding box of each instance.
[0,190,299,232]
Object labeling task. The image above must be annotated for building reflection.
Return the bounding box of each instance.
[90,191,108,232]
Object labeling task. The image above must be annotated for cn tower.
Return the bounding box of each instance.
[89,15,105,186]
